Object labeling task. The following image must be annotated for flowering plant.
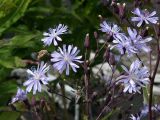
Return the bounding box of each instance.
[1,0,160,120]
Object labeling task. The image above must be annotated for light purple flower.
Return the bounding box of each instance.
[41,24,68,46]
[127,27,152,53]
[23,62,50,94]
[130,114,141,120]
[51,45,83,75]
[11,88,27,103]
[111,36,138,56]
[140,104,160,117]
[131,8,158,27]
[117,60,150,93]
[100,21,125,40]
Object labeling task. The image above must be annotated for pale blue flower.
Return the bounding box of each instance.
[11,88,27,103]
[117,60,149,93]
[41,24,68,46]
[111,36,138,56]
[130,114,141,120]
[100,21,125,40]
[23,62,50,94]
[51,45,83,75]
[127,27,152,53]
[131,8,158,27]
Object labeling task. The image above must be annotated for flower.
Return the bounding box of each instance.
[51,45,83,75]
[23,62,50,94]
[117,60,150,93]
[11,88,27,103]
[130,114,141,120]
[131,8,158,27]
[100,21,125,40]
[127,27,152,53]
[41,24,68,46]
[111,36,138,56]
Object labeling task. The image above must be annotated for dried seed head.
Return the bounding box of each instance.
[37,50,49,60]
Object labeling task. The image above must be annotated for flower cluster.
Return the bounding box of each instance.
[11,24,83,100]
[100,8,157,56]
[100,8,155,94]
[99,7,159,120]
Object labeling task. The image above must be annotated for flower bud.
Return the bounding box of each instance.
[94,31,98,39]
[112,3,119,14]
[117,3,126,19]
[134,0,142,7]
[31,96,36,106]
[98,15,104,23]
[40,98,45,108]
[84,33,90,49]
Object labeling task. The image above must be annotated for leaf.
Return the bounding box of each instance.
[0,111,20,120]
[0,81,17,106]
[14,57,26,67]
[8,34,38,47]
[0,0,31,35]
[0,81,17,95]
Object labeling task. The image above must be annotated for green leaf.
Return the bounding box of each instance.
[0,111,20,120]
[9,33,39,47]
[14,56,26,67]
[0,0,31,35]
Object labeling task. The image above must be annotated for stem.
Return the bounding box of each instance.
[149,37,160,120]
[84,73,92,120]
[96,105,111,120]
[60,83,68,120]
[84,48,92,120]
[149,51,152,75]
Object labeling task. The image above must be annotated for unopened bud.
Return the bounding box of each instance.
[112,3,119,14]
[31,97,36,106]
[134,0,142,7]
[98,15,104,22]
[117,3,126,19]
[40,98,45,108]
[94,31,98,39]
[84,33,90,49]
